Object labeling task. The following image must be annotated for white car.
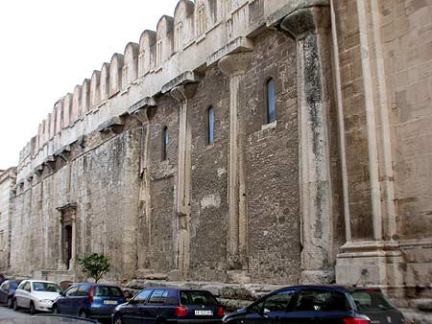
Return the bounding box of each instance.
[13,280,62,314]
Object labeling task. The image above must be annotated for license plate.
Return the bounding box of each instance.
[195,310,213,316]
[103,300,118,305]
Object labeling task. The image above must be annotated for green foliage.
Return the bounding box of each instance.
[77,253,110,283]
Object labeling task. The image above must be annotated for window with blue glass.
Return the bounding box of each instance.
[208,106,215,145]
[162,126,169,161]
[266,78,276,124]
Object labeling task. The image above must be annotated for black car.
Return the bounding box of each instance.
[222,285,406,324]
[0,279,22,308]
[112,287,225,324]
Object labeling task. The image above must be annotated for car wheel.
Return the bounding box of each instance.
[29,302,36,315]
[79,310,88,318]
[7,297,13,308]
[13,299,19,311]
[52,305,58,314]
[113,314,124,324]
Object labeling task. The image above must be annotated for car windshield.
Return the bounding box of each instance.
[32,282,62,293]
[180,291,218,306]
[95,286,123,297]
[351,290,396,312]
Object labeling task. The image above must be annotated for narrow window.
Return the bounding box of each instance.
[266,78,276,124]
[162,126,169,161]
[208,106,215,145]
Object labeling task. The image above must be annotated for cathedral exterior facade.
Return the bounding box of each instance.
[1,0,431,305]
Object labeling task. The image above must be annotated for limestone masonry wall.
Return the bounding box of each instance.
[4,0,432,309]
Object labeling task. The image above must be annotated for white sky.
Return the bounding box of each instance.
[0,0,180,170]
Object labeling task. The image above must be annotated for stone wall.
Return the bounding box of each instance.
[0,168,16,270]
[2,0,432,307]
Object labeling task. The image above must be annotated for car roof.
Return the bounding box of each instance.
[140,287,212,292]
[276,285,381,293]
[22,280,57,284]
[71,283,121,287]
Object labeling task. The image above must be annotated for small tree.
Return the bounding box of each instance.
[78,253,110,283]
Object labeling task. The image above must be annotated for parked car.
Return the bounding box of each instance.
[112,287,225,324]
[52,283,126,320]
[0,279,22,308]
[222,285,406,324]
[13,280,62,314]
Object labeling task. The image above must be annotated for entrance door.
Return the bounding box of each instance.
[65,225,72,269]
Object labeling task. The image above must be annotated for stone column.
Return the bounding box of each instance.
[128,97,156,274]
[170,84,197,277]
[69,211,77,271]
[281,6,336,283]
[219,52,253,270]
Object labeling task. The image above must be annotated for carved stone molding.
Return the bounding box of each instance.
[162,71,200,95]
[97,117,125,134]
[218,52,253,77]
[170,84,199,103]
[128,96,157,124]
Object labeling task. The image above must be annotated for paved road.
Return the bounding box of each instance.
[0,304,31,319]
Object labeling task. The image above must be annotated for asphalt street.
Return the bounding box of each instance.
[0,304,31,320]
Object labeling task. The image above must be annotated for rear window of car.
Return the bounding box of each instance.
[180,291,218,306]
[350,290,396,312]
[95,286,123,297]
[292,289,350,312]
[9,282,19,289]
[32,282,62,293]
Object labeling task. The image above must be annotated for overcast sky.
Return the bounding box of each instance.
[0,0,180,170]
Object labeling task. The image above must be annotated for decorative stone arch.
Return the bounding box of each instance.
[156,15,174,66]
[54,100,63,135]
[72,85,82,121]
[109,53,124,97]
[100,63,110,101]
[138,30,156,77]
[81,79,90,114]
[49,109,56,139]
[122,42,139,88]
[63,93,73,128]
[45,115,51,143]
[174,0,195,52]
[90,70,101,108]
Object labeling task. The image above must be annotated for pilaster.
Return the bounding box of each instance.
[170,83,198,277]
[281,5,336,283]
[128,97,157,275]
[219,52,253,271]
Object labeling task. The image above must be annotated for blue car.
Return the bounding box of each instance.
[52,283,126,320]
[222,285,406,324]
[0,279,22,308]
[112,287,225,324]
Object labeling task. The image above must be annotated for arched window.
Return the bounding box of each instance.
[266,78,276,124]
[162,126,169,161]
[208,106,215,145]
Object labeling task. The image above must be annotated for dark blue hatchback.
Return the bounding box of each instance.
[112,287,224,324]
[223,285,406,324]
[52,283,126,320]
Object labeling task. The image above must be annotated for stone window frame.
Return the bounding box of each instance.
[197,5,207,36]
[206,105,215,146]
[264,76,277,125]
[174,22,183,52]
[162,125,169,161]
